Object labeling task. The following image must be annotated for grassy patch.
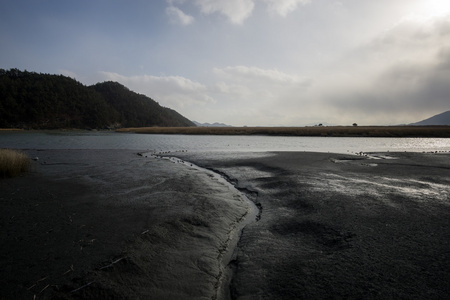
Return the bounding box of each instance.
[117,126,450,137]
[0,149,32,178]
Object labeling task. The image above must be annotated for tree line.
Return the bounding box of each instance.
[0,68,195,129]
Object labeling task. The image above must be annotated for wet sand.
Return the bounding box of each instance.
[1,150,449,299]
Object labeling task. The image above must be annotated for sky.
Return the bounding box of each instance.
[1,0,450,126]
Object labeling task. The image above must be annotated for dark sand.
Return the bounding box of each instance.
[1,150,449,299]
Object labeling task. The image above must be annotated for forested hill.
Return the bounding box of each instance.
[0,69,195,129]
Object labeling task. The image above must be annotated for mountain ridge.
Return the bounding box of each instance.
[410,111,450,126]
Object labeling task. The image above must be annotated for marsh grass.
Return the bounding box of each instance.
[0,128,23,131]
[0,149,32,178]
[117,126,450,137]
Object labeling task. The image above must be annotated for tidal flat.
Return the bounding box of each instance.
[1,149,449,299]
[171,151,450,299]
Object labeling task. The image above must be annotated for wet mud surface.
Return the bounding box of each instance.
[1,150,449,299]
[1,149,249,299]
[174,151,450,299]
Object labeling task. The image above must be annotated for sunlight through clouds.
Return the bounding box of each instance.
[313,12,450,125]
[412,0,450,17]
[99,3,450,125]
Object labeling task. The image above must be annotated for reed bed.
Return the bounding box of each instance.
[0,149,31,178]
[117,126,450,137]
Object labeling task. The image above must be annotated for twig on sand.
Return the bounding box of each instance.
[62,264,74,275]
[99,257,126,270]
[27,275,48,291]
[39,284,50,294]
[70,282,94,294]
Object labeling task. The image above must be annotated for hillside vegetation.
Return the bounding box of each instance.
[0,69,195,129]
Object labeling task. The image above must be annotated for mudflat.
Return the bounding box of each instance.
[1,150,449,299]
[174,151,450,299]
[1,149,250,299]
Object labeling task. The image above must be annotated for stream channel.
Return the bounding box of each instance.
[142,152,261,300]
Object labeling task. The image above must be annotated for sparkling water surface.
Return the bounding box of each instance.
[0,131,449,154]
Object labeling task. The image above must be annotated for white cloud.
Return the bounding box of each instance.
[166,6,195,25]
[262,0,311,17]
[312,13,450,124]
[97,69,313,126]
[166,0,186,5]
[214,66,310,84]
[98,72,215,111]
[194,0,255,24]
[192,0,312,24]
[211,66,314,125]
[213,81,252,96]
[95,13,450,126]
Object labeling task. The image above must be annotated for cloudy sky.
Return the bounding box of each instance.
[1,0,449,126]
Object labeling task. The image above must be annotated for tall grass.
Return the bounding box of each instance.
[0,149,31,178]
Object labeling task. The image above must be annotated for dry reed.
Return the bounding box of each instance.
[117,126,450,137]
[0,149,32,178]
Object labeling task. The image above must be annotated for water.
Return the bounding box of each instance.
[0,131,449,154]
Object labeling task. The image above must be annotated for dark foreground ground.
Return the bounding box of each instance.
[1,150,449,299]
[1,149,249,299]
[174,151,450,299]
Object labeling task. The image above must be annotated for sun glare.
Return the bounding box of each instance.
[415,0,450,17]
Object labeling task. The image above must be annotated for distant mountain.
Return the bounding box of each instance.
[0,68,195,129]
[193,121,232,127]
[410,111,450,126]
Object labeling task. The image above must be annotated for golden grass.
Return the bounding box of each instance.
[117,126,450,137]
[0,149,32,178]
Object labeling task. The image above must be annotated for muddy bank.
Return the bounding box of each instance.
[173,151,450,299]
[0,149,250,299]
